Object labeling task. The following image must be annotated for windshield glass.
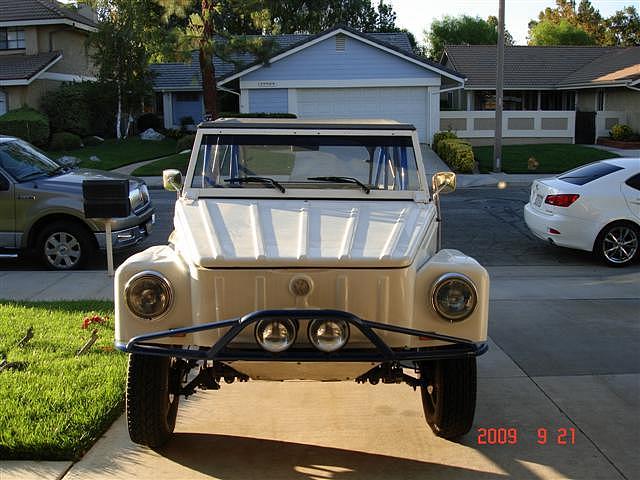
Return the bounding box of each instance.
[0,139,59,181]
[190,134,420,191]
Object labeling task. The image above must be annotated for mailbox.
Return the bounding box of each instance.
[83,179,130,219]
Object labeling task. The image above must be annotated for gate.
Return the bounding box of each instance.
[575,111,596,144]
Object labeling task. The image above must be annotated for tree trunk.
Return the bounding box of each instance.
[200,0,217,120]
[116,83,122,140]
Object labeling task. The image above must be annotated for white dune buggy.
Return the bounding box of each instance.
[115,118,489,447]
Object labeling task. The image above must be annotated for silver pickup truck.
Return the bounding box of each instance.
[0,135,155,269]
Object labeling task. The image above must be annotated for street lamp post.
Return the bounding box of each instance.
[493,0,505,173]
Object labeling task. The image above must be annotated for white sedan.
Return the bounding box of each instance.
[524,158,640,266]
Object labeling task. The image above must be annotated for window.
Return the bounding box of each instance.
[597,89,605,111]
[541,91,575,111]
[559,162,623,186]
[625,173,640,191]
[0,28,25,50]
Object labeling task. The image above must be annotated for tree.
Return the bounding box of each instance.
[425,15,514,61]
[605,6,640,46]
[529,19,595,45]
[89,0,158,138]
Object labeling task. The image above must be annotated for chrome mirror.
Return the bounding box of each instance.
[431,171,457,195]
[163,169,183,192]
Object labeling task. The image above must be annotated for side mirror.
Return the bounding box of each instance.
[163,169,183,192]
[431,171,456,195]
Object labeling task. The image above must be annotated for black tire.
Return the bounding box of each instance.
[126,354,181,448]
[36,220,94,270]
[594,222,639,267]
[418,357,477,439]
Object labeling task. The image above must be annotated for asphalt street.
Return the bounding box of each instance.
[2,186,639,480]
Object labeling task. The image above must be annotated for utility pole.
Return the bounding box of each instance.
[493,0,505,173]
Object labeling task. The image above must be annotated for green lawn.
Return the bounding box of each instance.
[46,137,177,171]
[132,151,190,176]
[0,301,125,460]
[473,144,620,174]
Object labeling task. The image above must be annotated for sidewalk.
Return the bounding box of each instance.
[0,271,113,301]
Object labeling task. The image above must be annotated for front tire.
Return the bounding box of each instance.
[595,222,639,267]
[418,357,477,439]
[126,354,181,448]
[36,221,94,270]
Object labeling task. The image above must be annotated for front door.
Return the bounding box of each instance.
[0,171,15,248]
[575,111,596,144]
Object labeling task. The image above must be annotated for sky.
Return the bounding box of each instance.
[387,0,636,45]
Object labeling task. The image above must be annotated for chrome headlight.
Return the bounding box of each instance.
[308,318,350,352]
[129,184,149,211]
[125,271,173,319]
[431,273,477,322]
[255,319,297,353]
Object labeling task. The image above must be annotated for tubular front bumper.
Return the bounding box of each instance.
[116,309,488,362]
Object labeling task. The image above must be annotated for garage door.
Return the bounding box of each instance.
[297,87,428,141]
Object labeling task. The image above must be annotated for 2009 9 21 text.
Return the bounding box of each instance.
[476,427,576,445]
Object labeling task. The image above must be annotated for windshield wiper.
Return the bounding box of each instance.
[48,165,70,176]
[17,171,48,182]
[225,176,286,193]
[307,176,371,194]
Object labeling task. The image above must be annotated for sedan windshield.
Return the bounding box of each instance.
[190,134,420,191]
[0,139,60,182]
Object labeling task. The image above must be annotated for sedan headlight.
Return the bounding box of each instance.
[431,273,477,322]
[125,271,173,319]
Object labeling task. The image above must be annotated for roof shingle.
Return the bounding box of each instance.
[444,45,639,89]
[0,0,97,28]
[0,51,61,82]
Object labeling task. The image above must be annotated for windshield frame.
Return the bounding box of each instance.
[184,128,428,201]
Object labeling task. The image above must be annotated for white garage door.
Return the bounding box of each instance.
[296,87,428,141]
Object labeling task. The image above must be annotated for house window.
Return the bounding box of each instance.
[597,89,605,111]
[0,28,25,50]
[474,90,496,110]
[440,90,466,111]
[540,91,575,111]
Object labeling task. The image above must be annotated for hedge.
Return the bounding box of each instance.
[49,132,83,151]
[0,108,50,147]
[137,113,162,132]
[176,134,196,152]
[433,131,475,173]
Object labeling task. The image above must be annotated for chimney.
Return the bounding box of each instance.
[76,3,97,22]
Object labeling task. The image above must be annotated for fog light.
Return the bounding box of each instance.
[431,273,477,322]
[308,319,349,352]
[125,271,173,319]
[255,319,297,353]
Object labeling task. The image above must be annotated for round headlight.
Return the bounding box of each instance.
[431,273,477,322]
[255,319,297,353]
[308,318,349,352]
[125,271,173,319]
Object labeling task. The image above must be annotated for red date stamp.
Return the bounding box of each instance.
[477,427,576,445]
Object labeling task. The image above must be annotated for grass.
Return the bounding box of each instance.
[0,301,125,460]
[46,137,177,171]
[132,151,190,176]
[473,144,620,174]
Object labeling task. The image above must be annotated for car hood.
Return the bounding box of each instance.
[174,199,435,268]
[32,168,142,193]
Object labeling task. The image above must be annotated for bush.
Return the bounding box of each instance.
[83,135,104,147]
[432,131,458,153]
[176,134,196,152]
[137,113,162,132]
[49,132,83,151]
[161,128,183,140]
[0,108,50,147]
[436,138,475,173]
[218,112,297,119]
[610,124,634,141]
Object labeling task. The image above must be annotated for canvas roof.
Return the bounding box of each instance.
[443,45,639,90]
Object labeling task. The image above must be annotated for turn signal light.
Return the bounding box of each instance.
[545,194,580,207]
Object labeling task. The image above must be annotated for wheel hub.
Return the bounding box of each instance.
[45,232,81,268]
[603,226,638,264]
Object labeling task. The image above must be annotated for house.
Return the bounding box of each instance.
[150,27,465,143]
[0,0,97,116]
[440,45,640,145]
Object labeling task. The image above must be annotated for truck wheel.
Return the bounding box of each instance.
[418,357,477,439]
[126,354,181,448]
[36,221,93,270]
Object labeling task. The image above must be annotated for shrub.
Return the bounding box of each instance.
[83,135,104,147]
[0,108,50,147]
[436,138,475,173]
[137,113,162,132]
[49,132,83,151]
[218,112,297,119]
[432,131,458,153]
[610,124,634,141]
[162,128,183,140]
[176,134,196,152]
